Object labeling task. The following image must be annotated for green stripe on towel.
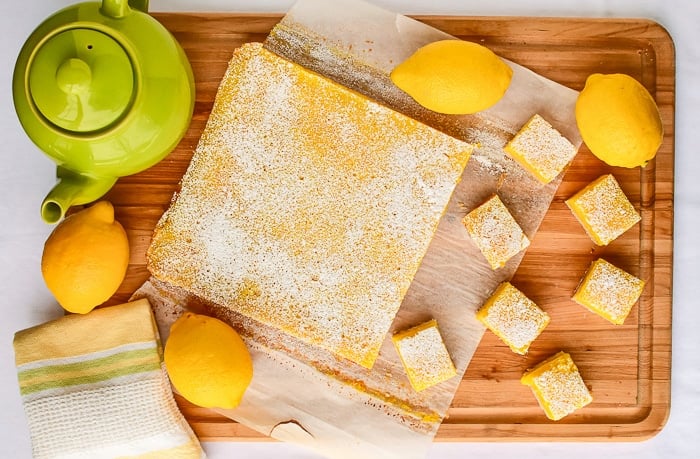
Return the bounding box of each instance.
[18,347,162,396]
[20,361,162,395]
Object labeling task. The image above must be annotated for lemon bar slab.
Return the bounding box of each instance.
[504,114,577,184]
[461,195,530,269]
[147,43,473,369]
[572,258,645,325]
[476,282,550,355]
[392,319,456,392]
[521,351,592,421]
[565,174,641,246]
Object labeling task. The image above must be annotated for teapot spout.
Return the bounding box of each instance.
[41,168,117,224]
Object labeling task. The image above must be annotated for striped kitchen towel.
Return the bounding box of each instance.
[13,299,205,459]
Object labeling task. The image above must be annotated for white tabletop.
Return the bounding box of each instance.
[1,1,697,458]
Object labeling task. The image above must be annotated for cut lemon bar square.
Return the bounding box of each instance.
[504,114,577,184]
[392,319,457,392]
[476,282,550,355]
[572,258,645,325]
[147,43,473,370]
[565,174,641,246]
[521,351,592,421]
[461,195,530,269]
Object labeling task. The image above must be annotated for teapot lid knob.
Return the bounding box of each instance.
[56,58,92,95]
[28,28,135,133]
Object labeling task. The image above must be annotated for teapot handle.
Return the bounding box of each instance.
[101,0,149,18]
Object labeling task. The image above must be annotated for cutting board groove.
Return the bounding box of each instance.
[106,14,674,442]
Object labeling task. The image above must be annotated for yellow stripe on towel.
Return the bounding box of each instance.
[14,299,158,366]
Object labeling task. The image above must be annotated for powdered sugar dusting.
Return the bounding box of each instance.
[147,43,473,369]
[505,114,577,184]
[393,320,456,392]
[478,282,550,354]
[461,195,530,269]
[566,174,641,245]
[573,259,645,325]
[524,352,592,420]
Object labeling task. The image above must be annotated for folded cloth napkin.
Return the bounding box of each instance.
[13,299,205,459]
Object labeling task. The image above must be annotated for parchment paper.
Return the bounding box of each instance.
[133,0,581,457]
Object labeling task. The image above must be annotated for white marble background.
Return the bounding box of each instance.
[0,1,697,458]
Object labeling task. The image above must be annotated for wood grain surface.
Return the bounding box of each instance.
[105,14,674,441]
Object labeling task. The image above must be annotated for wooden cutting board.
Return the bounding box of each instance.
[106,14,674,441]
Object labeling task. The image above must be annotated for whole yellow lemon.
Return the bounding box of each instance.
[41,201,129,314]
[390,39,513,115]
[164,313,253,409]
[575,73,663,168]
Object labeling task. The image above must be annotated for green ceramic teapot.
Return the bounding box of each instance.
[13,0,195,223]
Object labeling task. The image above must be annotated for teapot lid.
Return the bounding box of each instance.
[28,28,134,133]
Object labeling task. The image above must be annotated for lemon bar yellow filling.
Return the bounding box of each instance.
[392,319,456,392]
[462,195,530,269]
[504,114,577,184]
[565,174,641,246]
[572,258,645,325]
[521,351,592,421]
[476,282,550,355]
